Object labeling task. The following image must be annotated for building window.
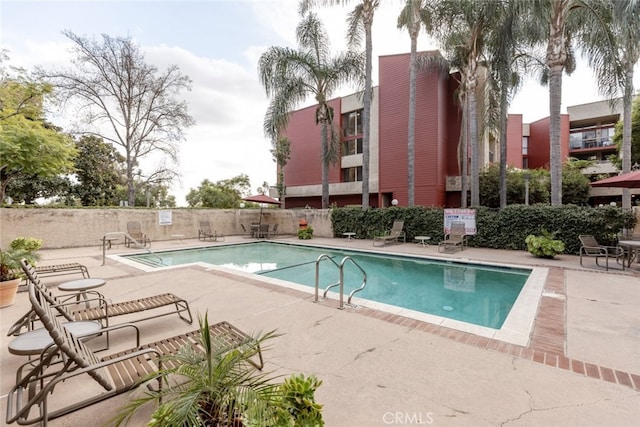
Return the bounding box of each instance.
[341,137,363,156]
[342,166,362,182]
[522,136,528,155]
[569,124,616,149]
[601,127,615,146]
[343,110,362,137]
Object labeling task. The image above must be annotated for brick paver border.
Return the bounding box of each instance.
[215,267,640,391]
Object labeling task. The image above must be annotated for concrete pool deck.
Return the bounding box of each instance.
[1,236,638,426]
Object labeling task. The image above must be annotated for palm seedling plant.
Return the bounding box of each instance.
[112,313,324,426]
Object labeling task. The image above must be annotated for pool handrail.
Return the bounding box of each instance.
[314,254,341,303]
[342,256,367,306]
[101,232,163,266]
[314,254,367,310]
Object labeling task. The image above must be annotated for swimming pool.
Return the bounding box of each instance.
[120,242,543,336]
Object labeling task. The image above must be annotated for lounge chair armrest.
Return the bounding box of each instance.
[581,245,607,253]
[7,309,38,336]
[6,347,163,425]
[608,246,626,255]
[75,322,141,347]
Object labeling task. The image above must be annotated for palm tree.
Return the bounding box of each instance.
[484,0,530,209]
[258,12,365,209]
[112,314,282,426]
[580,0,640,210]
[301,0,379,209]
[522,0,615,205]
[397,0,433,206]
[427,0,501,207]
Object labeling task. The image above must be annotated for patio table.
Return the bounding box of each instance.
[617,240,640,268]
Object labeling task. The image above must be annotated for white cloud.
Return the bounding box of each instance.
[4,0,639,207]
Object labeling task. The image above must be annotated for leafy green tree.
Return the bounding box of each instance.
[259,12,364,209]
[257,181,270,196]
[5,174,72,205]
[41,31,194,206]
[479,163,589,207]
[114,180,176,208]
[186,174,251,208]
[561,165,590,206]
[0,70,76,203]
[271,136,291,208]
[73,135,125,206]
[479,165,549,207]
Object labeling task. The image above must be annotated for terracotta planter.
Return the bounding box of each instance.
[0,278,21,308]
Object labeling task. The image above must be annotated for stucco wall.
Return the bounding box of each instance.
[0,208,334,249]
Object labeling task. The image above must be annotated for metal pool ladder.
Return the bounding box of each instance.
[314,254,367,309]
[101,232,165,267]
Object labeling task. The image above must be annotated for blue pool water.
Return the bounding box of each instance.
[123,242,530,329]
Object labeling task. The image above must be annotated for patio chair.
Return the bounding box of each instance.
[438,222,467,253]
[373,220,406,247]
[125,221,149,248]
[5,282,263,426]
[19,262,91,291]
[257,223,270,238]
[35,262,89,280]
[578,235,625,271]
[198,220,223,241]
[8,260,193,337]
[271,223,279,238]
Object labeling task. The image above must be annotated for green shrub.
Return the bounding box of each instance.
[330,205,636,255]
[525,230,565,258]
[298,227,314,240]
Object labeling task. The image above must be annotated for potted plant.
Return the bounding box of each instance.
[0,237,42,308]
[298,227,314,240]
[525,229,565,259]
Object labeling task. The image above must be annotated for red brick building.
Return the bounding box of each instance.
[279,51,634,208]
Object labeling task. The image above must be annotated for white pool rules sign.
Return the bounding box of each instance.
[443,208,476,235]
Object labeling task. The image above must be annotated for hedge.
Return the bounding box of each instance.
[330,205,637,256]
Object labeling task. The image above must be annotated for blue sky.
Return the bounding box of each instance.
[2,0,638,206]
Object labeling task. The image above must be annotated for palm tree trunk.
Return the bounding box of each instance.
[461,97,469,208]
[548,64,563,205]
[407,35,417,207]
[361,21,373,209]
[468,72,479,207]
[499,87,508,209]
[321,120,330,209]
[621,67,633,210]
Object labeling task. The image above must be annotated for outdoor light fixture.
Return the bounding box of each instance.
[391,199,399,206]
[239,202,245,209]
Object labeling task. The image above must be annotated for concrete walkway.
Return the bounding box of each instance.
[1,236,638,426]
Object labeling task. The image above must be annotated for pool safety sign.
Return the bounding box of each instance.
[158,210,172,225]
[443,209,476,235]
